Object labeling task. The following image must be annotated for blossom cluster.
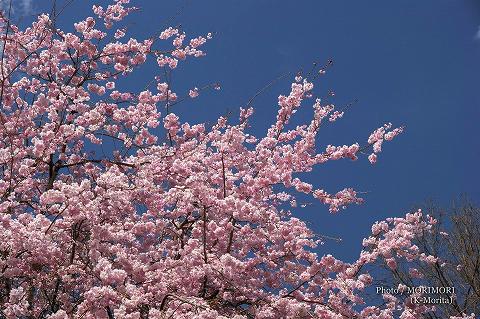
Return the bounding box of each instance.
[0,2,470,319]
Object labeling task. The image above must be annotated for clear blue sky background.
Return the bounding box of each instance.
[16,0,480,262]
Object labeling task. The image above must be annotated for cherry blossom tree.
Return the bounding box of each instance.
[0,1,474,318]
[378,200,480,319]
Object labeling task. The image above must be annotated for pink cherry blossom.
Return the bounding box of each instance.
[0,2,465,318]
[189,88,199,98]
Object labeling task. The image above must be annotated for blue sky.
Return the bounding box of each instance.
[15,0,480,262]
